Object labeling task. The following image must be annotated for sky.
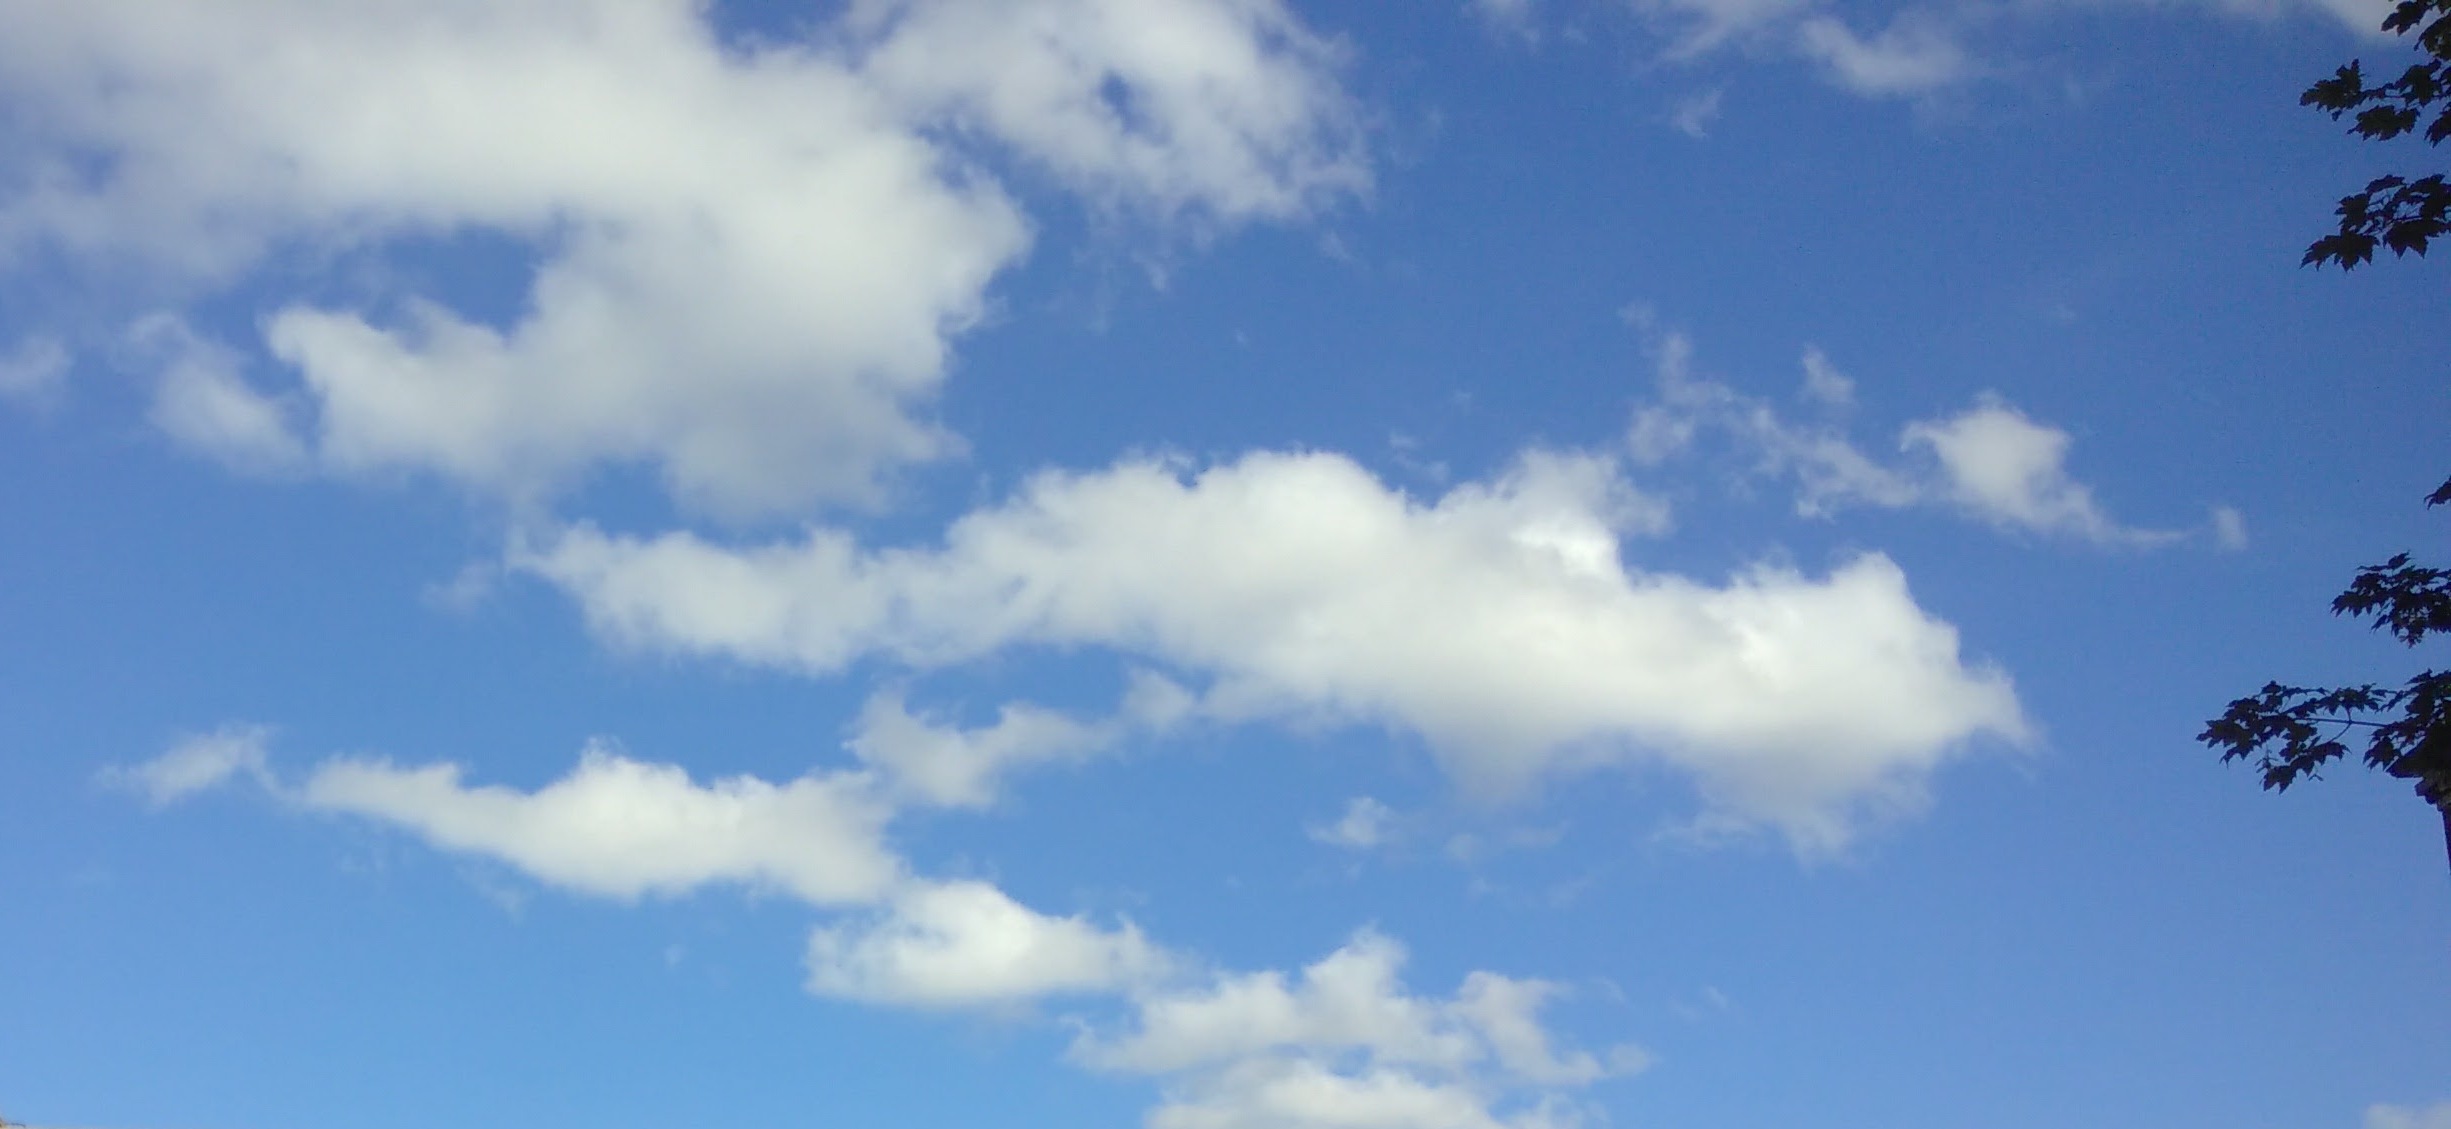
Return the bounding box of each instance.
[0,1,2447,1127]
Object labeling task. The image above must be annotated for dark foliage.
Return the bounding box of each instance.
[2303,0,2451,267]
[2200,478,2451,868]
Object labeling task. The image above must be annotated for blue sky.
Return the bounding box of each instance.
[2,1,2447,1127]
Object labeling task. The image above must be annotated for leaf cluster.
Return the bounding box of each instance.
[2199,477,2451,811]
[2302,0,2451,267]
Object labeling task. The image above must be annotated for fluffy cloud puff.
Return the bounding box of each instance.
[846,0,1366,221]
[524,447,2027,850]
[1081,930,1642,1129]
[807,878,1174,1007]
[298,744,904,905]
[0,0,1362,515]
[1901,398,2177,546]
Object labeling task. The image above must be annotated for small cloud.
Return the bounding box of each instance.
[1795,15,1971,97]
[0,336,69,409]
[1671,983,1738,1022]
[849,672,1194,810]
[1388,431,1451,484]
[2210,505,2248,551]
[1073,928,1639,1118]
[423,560,501,613]
[462,867,531,918]
[1606,1044,1658,1074]
[134,316,308,476]
[1669,89,1723,138]
[1627,333,2204,554]
[1309,796,1396,850]
[1635,0,1818,56]
[102,724,275,808]
[301,743,900,906]
[1901,398,2178,546]
[1446,823,1566,863]
[2367,1101,2451,1129]
[1627,335,1915,514]
[807,879,1173,1008]
[1468,0,1540,41]
[1798,346,1854,407]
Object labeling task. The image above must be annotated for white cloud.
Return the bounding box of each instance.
[2309,0,2399,31]
[2211,504,2249,551]
[846,0,1367,224]
[1311,796,1398,850]
[1777,426,1924,516]
[1628,335,1917,516]
[0,0,1363,515]
[1614,0,2377,101]
[1628,336,2182,548]
[102,724,275,808]
[297,743,902,906]
[2206,0,2395,32]
[848,669,1195,808]
[0,335,66,406]
[137,317,307,475]
[1901,399,2177,545]
[1145,1058,1554,1129]
[120,730,1635,1126]
[1453,974,1625,1085]
[523,446,2025,851]
[1630,0,1820,54]
[1795,15,1972,97]
[1799,346,1854,406]
[2369,1101,2451,1129]
[1470,0,1543,41]
[1079,930,1637,1129]
[807,878,1174,1008]
[1076,930,1472,1073]
[1668,89,1723,138]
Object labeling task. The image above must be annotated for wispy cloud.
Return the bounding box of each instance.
[2368,1101,2451,1129]
[0,335,67,409]
[849,671,1195,809]
[1795,15,1972,97]
[1669,89,1724,137]
[1469,0,1543,41]
[134,316,307,477]
[101,724,276,808]
[1626,330,2214,548]
[1310,796,1399,850]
